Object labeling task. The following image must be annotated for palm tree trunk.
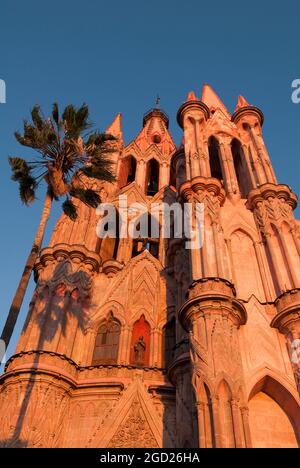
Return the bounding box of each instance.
[1,190,53,350]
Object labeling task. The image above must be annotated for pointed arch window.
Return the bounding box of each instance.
[145,158,159,196]
[208,136,223,181]
[131,212,160,259]
[92,313,121,365]
[97,209,121,261]
[118,155,137,188]
[231,138,251,198]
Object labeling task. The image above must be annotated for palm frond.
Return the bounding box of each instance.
[62,198,77,220]
[52,103,59,126]
[31,105,44,131]
[82,151,116,182]
[87,132,117,146]
[12,102,115,208]
[62,103,92,139]
[70,187,101,208]
[19,175,37,205]
[9,157,37,204]
[9,157,31,181]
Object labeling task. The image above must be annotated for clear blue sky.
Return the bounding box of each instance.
[0,0,299,363]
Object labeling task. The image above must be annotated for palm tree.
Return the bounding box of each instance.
[1,103,116,350]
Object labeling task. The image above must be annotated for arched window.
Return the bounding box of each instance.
[169,165,176,189]
[208,136,223,181]
[118,156,137,188]
[231,139,251,198]
[145,158,159,196]
[92,314,121,365]
[131,213,160,259]
[130,315,151,367]
[176,161,186,189]
[162,318,176,368]
[98,209,120,261]
[132,238,159,258]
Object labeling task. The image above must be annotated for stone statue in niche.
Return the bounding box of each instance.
[134,336,146,366]
[291,334,300,393]
[291,335,300,365]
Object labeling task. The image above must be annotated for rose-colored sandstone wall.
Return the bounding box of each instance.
[249,392,297,448]
[0,85,300,448]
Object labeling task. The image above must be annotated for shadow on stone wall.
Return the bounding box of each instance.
[0,262,92,448]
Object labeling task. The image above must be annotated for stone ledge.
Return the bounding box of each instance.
[35,243,101,278]
[178,277,247,331]
[247,183,298,211]
[3,350,169,385]
[179,176,225,205]
[271,289,300,333]
[177,100,210,128]
[231,105,264,126]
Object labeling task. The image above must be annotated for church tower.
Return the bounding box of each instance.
[0,86,300,448]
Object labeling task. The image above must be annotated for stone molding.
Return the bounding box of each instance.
[232,105,264,126]
[179,176,225,204]
[3,351,170,387]
[178,277,247,331]
[35,243,101,279]
[271,289,300,334]
[177,100,210,128]
[247,183,298,212]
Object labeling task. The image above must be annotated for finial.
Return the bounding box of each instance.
[186,91,198,101]
[155,95,161,109]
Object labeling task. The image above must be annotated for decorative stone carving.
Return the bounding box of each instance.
[1,88,300,449]
[108,398,158,448]
[0,380,69,448]
[272,290,300,394]
[247,184,298,236]
[207,108,236,137]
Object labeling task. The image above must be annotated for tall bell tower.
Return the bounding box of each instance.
[0,86,300,448]
[170,85,300,448]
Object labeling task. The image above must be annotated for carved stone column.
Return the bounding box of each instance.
[0,368,71,448]
[231,398,244,448]
[217,138,233,195]
[160,162,170,189]
[240,406,252,447]
[177,98,210,180]
[219,135,240,198]
[179,176,226,282]
[168,355,198,448]
[178,278,249,448]
[171,149,186,191]
[232,102,276,185]
[135,159,146,189]
[196,401,206,448]
[271,290,300,395]
[249,126,277,184]
[247,183,300,294]
[241,143,256,189]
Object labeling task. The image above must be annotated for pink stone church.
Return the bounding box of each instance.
[0,85,300,448]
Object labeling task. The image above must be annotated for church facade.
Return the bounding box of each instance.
[0,85,300,448]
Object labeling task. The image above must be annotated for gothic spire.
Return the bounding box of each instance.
[201,83,230,117]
